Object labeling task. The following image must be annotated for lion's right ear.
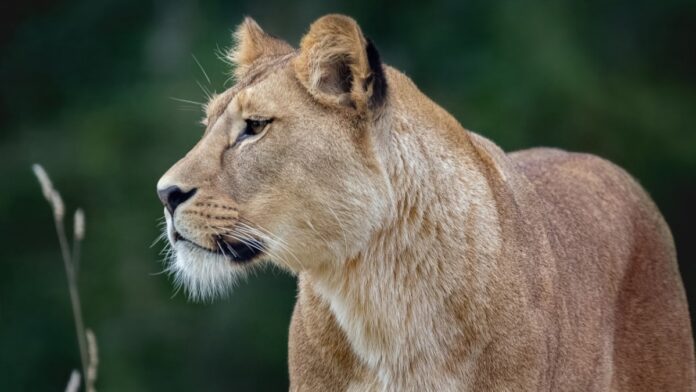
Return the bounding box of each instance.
[294,14,387,113]
[227,17,294,80]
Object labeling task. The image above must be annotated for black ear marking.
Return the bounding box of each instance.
[365,38,388,109]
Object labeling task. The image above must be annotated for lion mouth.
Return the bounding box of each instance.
[214,235,264,263]
[173,231,264,263]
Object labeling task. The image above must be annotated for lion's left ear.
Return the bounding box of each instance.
[294,14,387,113]
[228,17,294,80]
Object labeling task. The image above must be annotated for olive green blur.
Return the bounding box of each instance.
[1,1,695,390]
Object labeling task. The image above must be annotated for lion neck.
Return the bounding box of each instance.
[310,74,504,387]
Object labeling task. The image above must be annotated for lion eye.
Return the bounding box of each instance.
[236,118,271,144]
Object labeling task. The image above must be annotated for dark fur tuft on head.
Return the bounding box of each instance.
[365,38,388,109]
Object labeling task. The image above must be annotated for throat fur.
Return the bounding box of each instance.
[311,112,504,390]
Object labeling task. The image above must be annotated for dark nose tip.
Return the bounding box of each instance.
[157,186,197,214]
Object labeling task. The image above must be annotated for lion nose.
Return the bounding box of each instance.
[157,186,197,214]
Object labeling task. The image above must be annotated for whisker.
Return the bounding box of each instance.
[237,218,293,249]
[149,269,169,276]
[168,97,205,107]
[150,232,167,248]
[231,222,306,270]
[196,80,213,101]
[191,54,212,85]
[214,225,272,254]
[208,224,241,258]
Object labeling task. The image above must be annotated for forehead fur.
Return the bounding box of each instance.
[205,54,294,119]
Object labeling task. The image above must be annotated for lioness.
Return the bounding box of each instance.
[156,15,695,391]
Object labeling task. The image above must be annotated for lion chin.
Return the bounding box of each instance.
[165,242,241,301]
[163,213,257,302]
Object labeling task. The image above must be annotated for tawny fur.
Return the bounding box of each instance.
[157,14,696,391]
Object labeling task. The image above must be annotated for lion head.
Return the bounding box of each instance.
[157,15,392,300]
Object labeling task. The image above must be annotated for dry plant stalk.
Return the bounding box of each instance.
[32,164,98,392]
[65,370,81,392]
[86,329,98,392]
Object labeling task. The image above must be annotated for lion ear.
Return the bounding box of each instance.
[294,14,387,112]
[227,17,294,79]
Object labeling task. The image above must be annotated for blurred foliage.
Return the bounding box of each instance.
[1,0,695,390]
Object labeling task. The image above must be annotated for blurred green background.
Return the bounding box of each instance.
[1,0,695,390]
